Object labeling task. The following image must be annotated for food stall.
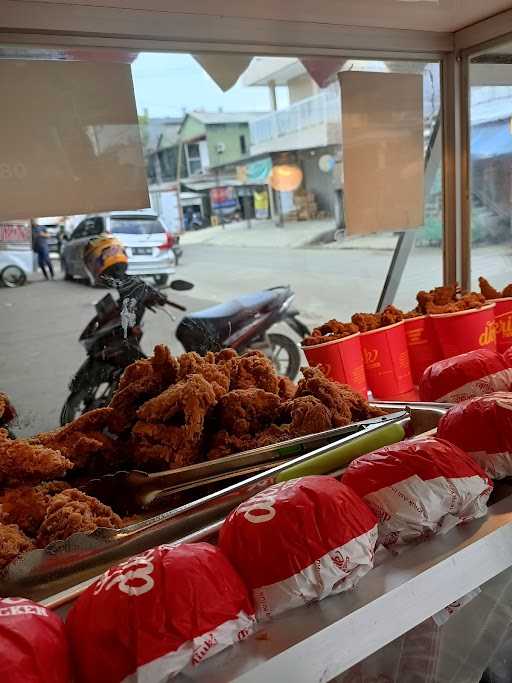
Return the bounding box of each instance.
[4,2,512,682]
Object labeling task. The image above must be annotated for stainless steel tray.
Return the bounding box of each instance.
[33,402,447,607]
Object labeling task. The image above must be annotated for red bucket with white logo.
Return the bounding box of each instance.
[492,298,512,353]
[359,321,413,399]
[430,303,496,359]
[404,315,442,385]
[302,332,368,397]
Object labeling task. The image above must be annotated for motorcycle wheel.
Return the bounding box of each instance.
[153,274,169,286]
[60,373,118,424]
[268,332,301,380]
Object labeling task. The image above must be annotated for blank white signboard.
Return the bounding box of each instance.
[339,71,424,235]
[0,60,148,221]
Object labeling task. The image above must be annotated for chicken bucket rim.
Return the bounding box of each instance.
[359,320,405,338]
[301,331,361,350]
[428,302,495,319]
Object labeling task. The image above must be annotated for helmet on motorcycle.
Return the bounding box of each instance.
[83,234,128,283]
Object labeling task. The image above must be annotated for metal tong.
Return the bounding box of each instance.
[81,411,408,514]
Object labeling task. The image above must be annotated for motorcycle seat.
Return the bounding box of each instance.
[187,290,282,326]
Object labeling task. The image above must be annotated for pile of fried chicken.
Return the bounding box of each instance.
[303,284,489,346]
[0,348,383,570]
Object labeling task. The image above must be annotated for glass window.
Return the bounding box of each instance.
[186,142,202,175]
[110,217,165,235]
[468,48,512,295]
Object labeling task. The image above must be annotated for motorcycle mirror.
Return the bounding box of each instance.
[170,279,194,291]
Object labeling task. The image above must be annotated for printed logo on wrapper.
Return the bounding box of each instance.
[93,548,156,596]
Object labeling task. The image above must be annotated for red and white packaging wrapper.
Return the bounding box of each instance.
[341,436,492,549]
[0,597,71,683]
[419,348,512,403]
[503,345,512,367]
[67,543,256,683]
[218,476,378,621]
[437,392,512,479]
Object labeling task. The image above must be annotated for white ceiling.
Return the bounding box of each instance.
[15,0,512,33]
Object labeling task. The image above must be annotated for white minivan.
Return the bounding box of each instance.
[61,210,176,286]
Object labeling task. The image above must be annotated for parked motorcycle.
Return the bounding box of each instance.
[61,277,310,424]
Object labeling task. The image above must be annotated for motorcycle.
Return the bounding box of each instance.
[60,277,310,424]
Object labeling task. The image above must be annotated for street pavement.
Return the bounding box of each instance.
[1,240,510,436]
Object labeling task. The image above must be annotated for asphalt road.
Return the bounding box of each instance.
[1,242,443,436]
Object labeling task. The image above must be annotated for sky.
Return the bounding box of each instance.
[131,52,288,118]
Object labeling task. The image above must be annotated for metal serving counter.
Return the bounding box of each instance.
[174,487,512,682]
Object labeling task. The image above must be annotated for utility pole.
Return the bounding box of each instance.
[175,129,184,233]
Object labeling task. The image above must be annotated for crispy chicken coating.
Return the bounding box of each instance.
[137,374,217,436]
[228,352,279,394]
[280,395,332,436]
[0,523,34,570]
[36,488,121,548]
[131,421,203,468]
[118,344,178,391]
[503,284,512,298]
[351,312,381,333]
[180,360,230,400]
[0,482,69,536]
[479,276,501,301]
[295,367,352,427]
[303,319,359,346]
[277,375,297,401]
[36,408,116,470]
[109,375,163,434]
[214,348,238,364]
[0,429,73,485]
[216,389,281,436]
[380,305,404,327]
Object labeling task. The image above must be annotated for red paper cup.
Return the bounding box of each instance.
[491,298,512,353]
[430,303,496,359]
[302,332,368,397]
[359,321,413,399]
[404,315,442,385]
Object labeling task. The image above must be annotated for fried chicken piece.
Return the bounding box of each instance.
[206,430,255,460]
[0,523,34,570]
[303,319,359,346]
[416,290,434,315]
[459,292,485,309]
[228,353,279,394]
[132,420,203,468]
[503,284,512,298]
[118,345,179,392]
[0,429,73,485]
[109,375,163,434]
[380,305,404,327]
[335,385,385,422]
[0,481,69,536]
[178,351,215,378]
[214,348,238,364]
[0,393,16,426]
[36,408,116,470]
[216,389,281,436]
[137,374,217,439]
[36,488,121,548]
[351,312,382,333]
[404,308,422,319]
[180,361,230,400]
[432,285,457,306]
[281,395,332,436]
[479,276,501,300]
[295,367,352,427]
[278,376,296,401]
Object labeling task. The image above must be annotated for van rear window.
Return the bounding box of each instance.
[110,219,164,235]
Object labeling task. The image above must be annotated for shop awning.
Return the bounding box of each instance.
[471,119,512,159]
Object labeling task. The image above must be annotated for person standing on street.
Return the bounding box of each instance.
[31,220,54,280]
